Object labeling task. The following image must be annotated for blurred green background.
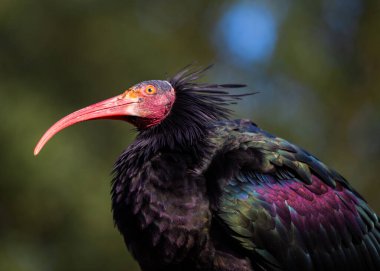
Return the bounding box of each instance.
[1,0,379,270]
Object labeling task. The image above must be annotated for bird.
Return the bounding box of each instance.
[34,66,380,271]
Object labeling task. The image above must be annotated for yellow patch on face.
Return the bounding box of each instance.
[120,88,142,99]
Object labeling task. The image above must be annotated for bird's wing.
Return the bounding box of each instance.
[208,120,380,271]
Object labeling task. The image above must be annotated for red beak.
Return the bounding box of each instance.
[34,93,140,156]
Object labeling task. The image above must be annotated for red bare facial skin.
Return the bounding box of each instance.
[34,81,175,155]
[136,86,175,128]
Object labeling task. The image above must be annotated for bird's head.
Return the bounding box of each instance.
[34,66,248,155]
[113,80,176,128]
[34,80,175,155]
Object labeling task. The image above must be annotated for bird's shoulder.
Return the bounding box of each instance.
[208,119,350,189]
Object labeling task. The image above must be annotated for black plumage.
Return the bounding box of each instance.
[35,66,380,271]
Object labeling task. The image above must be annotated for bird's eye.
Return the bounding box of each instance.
[144,85,157,95]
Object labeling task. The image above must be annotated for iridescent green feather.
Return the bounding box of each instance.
[209,119,379,270]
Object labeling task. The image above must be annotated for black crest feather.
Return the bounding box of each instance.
[134,65,251,157]
[169,65,249,122]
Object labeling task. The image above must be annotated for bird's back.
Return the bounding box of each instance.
[206,119,380,270]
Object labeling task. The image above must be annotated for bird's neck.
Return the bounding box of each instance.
[112,121,216,202]
[135,120,213,161]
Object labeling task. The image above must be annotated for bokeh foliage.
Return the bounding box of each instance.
[1,0,379,270]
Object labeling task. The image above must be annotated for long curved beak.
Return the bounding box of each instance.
[34,93,139,156]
